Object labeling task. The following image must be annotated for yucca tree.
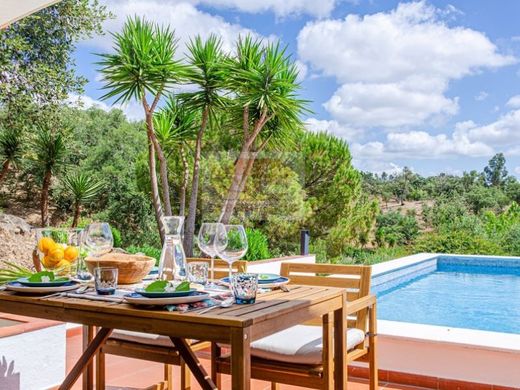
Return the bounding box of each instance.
[154,96,198,216]
[0,128,23,184]
[96,16,186,241]
[63,172,105,227]
[219,36,310,223]
[178,35,228,255]
[31,126,67,226]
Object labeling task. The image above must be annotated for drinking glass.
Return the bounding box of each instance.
[188,261,209,285]
[215,224,248,282]
[94,267,118,295]
[231,273,258,304]
[197,222,225,284]
[83,223,113,257]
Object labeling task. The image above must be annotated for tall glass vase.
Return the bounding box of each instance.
[158,216,187,281]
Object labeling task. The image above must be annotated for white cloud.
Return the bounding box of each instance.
[66,94,111,111]
[463,109,520,147]
[198,0,337,18]
[475,91,488,101]
[324,81,458,128]
[385,130,493,158]
[297,1,515,128]
[305,118,362,141]
[515,166,520,175]
[84,1,268,53]
[351,127,493,161]
[67,94,144,121]
[352,159,404,175]
[506,94,520,108]
[294,60,308,82]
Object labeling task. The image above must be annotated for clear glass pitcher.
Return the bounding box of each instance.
[158,216,187,281]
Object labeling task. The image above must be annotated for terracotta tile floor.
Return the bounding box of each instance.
[66,333,426,390]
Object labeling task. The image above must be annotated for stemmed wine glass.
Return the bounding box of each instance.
[215,224,248,282]
[197,222,225,286]
[83,223,114,257]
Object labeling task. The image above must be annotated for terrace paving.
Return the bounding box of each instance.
[65,333,426,390]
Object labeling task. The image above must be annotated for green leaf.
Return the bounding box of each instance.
[145,280,169,292]
[175,281,190,292]
[28,271,55,282]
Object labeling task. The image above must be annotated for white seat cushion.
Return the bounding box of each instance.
[110,329,173,347]
[251,325,365,365]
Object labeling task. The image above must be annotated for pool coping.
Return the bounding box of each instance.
[372,252,520,354]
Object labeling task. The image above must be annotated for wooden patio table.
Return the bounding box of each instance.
[0,285,346,390]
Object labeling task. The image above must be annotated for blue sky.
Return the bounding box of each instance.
[73,0,520,178]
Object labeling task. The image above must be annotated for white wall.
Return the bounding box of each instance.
[0,324,66,390]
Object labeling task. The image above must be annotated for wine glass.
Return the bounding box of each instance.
[197,222,225,286]
[215,224,248,282]
[83,223,113,257]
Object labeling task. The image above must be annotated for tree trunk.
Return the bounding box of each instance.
[142,99,166,243]
[72,201,81,228]
[219,112,270,224]
[145,111,172,216]
[179,145,189,216]
[219,147,250,224]
[183,107,209,256]
[40,170,52,227]
[0,160,10,184]
[147,132,165,243]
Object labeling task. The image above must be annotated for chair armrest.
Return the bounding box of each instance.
[345,294,376,315]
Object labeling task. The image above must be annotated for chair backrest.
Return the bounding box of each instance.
[280,262,371,330]
[187,258,248,280]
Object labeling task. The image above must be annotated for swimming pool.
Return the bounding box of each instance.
[374,255,520,334]
[368,254,520,388]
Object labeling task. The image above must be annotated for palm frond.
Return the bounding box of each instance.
[178,34,229,113]
[95,16,187,105]
[0,128,23,167]
[31,126,68,174]
[63,172,105,204]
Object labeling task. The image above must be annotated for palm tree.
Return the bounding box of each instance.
[154,97,198,216]
[96,16,186,241]
[0,128,23,184]
[63,172,105,227]
[178,35,228,255]
[219,37,309,223]
[31,126,67,226]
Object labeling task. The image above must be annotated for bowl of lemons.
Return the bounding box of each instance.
[34,228,83,276]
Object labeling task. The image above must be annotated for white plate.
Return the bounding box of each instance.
[6,281,81,294]
[124,291,210,306]
[219,276,290,289]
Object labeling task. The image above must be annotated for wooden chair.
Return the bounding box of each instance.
[212,262,378,389]
[95,259,247,390]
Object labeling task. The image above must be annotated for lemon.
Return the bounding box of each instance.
[49,247,65,262]
[55,259,71,275]
[42,255,59,269]
[38,237,56,254]
[64,246,79,262]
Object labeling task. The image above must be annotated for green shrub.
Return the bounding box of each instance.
[244,228,271,261]
[375,211,419,246]
[111,226,122,248]
[126,245,162,264]
[500,223,520,256]
[414,231,502,255]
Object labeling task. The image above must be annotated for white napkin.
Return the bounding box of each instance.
[65,289,130,303]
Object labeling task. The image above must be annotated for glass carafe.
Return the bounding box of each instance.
[158,216,187,281]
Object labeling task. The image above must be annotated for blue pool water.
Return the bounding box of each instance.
[376,259,520,334]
